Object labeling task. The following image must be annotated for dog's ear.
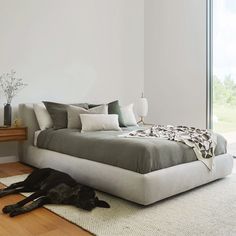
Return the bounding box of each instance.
[95,198,110,208]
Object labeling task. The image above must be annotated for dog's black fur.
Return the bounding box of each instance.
[0,168,110,217]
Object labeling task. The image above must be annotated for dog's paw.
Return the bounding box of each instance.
[2,204,17,214]
[9,209,22,217]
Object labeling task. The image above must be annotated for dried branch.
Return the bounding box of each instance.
[0,70,27,104]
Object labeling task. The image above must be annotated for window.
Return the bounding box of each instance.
[211,0,236,155]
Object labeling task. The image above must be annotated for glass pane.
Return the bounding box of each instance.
[213,0,236,155]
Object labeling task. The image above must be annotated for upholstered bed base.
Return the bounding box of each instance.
[18,104,234,205]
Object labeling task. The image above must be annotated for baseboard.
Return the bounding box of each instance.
[0,155,19,164]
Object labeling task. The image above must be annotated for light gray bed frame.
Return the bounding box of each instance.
[18,104,234,205]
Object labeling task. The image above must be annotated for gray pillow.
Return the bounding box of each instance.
[88,100,126,127]
[43,101,88,129]
[67,104,108,129]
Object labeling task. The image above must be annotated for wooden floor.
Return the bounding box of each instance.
[0,162,91,236]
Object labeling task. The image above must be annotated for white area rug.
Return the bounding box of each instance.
[0,173,236,236]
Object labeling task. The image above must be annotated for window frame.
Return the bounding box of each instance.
[206,0,213,129]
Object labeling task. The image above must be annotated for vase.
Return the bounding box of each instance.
[4,103,12,126]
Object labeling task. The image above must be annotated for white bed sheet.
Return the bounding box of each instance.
[34,130,42,146]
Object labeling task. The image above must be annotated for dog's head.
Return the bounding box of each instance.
[72,185,110,211]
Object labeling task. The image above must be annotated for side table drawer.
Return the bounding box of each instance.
[0,127,27,142]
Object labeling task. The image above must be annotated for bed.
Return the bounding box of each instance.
[18,104,234,205]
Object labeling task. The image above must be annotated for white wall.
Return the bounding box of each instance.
[0,0,208,163]
[144,0,207,128]
[0,0,144,105]
[0,0,144,161]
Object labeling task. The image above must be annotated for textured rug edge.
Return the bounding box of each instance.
[1,173,236,236]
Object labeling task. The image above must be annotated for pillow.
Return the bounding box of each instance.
[67,104,108,129]
[33,103,53,130]
[120,104,137,126]
[88,103,101,109]
[43,101,88,129]
[108,101,126,127]
[80,114,121,132]
[72,103,89,108]
[88,100,126,127]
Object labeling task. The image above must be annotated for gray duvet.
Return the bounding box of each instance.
[37,127,227,174]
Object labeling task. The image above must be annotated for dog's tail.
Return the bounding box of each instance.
[95,197,110,208]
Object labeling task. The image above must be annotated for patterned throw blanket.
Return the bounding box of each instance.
[125,125,217,170]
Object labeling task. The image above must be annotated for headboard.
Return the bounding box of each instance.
[18,104,39,161]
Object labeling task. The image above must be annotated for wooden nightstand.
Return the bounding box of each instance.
[0,127,27,142]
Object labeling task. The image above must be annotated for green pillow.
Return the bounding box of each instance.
[108,101,126,127]
[43,101,88,129]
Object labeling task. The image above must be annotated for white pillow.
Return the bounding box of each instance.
[33,103,53,130]
[67,104,108,129]
[120,104,137,126]
[80,114,121,132]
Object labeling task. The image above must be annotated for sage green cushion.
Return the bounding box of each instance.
[108,101,126,127]
[43,101,88,129]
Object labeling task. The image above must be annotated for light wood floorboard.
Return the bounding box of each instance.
[0,162,91,236]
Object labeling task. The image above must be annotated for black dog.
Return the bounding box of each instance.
[0,168,110,217]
